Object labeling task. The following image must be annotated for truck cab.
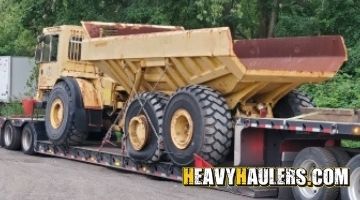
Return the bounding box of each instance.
[34,25,120,109]
[34,25,124,145]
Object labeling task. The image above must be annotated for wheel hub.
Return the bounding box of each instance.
[170,109,193,150]
[4,126,12,146]
[22,129,32,151]
[348,167,360,200]
[50,98,64,129]
[298,160,320,198]
[128,115,149,151]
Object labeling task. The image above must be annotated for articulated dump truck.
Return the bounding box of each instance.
[1,21,359,199]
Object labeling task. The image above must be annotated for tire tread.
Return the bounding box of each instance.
[175,85,233,165]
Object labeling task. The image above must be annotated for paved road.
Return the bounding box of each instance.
[0,148,267,200]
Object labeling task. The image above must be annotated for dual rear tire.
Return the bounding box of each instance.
[341,154,360,200]
[292,147,359,200]
[1,122,35,155]
[292,147,339,200]
[2,122,21,150]
[125,85,233,166]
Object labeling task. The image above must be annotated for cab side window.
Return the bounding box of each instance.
[35,34,59,63]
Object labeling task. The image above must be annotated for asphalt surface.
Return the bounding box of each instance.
[0,148,265,200]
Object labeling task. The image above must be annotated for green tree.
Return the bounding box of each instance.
[0,0,359,108]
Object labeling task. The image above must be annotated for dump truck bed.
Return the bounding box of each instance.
[81,22,347,108]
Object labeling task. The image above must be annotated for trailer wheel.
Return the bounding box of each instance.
[0,128,4,147]
[341,154,360,200]
[325,147,350,167]
[292,147,339,200]
[2,122,21,150]
[124,92,168,163]
[21,124,35,155]
[274,90,314,118]
[163,85,233,166]
[45,81,88,145]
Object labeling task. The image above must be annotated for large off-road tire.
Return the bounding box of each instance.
[274,90,314,118]
[21,124,36,155]
[124,92,168,163]
[341,154,360,200]
[163,85,233,166]
[2,121,21,150]
[292,147,339,200]
[45,81,88,145]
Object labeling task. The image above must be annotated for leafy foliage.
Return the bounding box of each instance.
[0,102,23,116]
[0,0,359,108]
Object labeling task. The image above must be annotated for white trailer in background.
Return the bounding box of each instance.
[0,56,34,102]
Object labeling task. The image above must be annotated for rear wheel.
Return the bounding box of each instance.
[274,90,314,118]
[0,128,4,147]
[163,85,233,166]
[21,124,35,155]
[341,155,360,200]
[2,122,21,150]
[124,92,168,163]
[292,147,339,200]
[45,81,88,145]
[325,147,350,167]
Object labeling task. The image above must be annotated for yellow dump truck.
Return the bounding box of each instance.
[1,22,360,200]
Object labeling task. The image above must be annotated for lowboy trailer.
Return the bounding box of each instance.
[0,107,359,199]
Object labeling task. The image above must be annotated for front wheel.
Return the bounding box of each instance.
[45,80,88,145]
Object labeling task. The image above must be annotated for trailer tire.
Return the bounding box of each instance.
[292,147,339,200]
[163,85,233,166]
[45,81,88,145]
[2,122,21,150]
[325,147,350,167]
[124,92,168,163]
[274,90,314,118]
[341,154,360,200]
[21,124,35,155]
[0,128,4,147]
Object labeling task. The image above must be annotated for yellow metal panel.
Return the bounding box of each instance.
[77,23,347,112]
[189,66,228,85]
[75,78,102,109]
[140,58,166,67]
[242,70,334,82]
[81,27,234,60]
[99,78,114,106]
[169,58,191,81]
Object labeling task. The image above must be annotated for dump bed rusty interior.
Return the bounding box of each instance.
[80,21,347,111]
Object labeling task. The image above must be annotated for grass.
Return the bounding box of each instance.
[341,140,360,149]
[0,102,23,117]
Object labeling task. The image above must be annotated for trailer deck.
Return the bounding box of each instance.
[0,107,359,199]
